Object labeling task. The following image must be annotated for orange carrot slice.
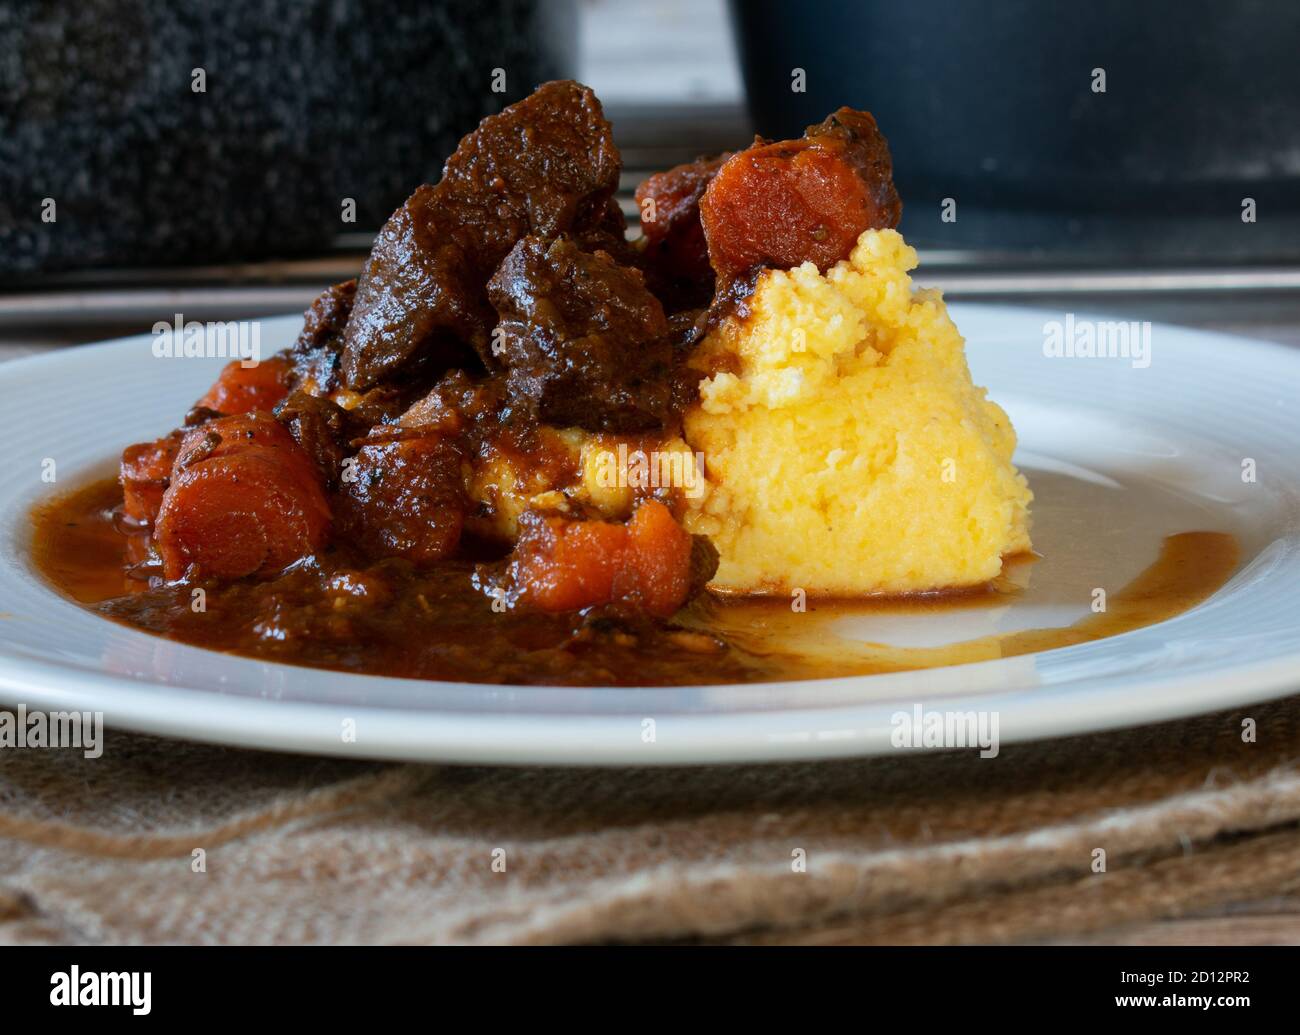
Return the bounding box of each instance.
[120,433,181,526]
[154,412,330,580]
[195,354,293,415]
[508,500,693,617]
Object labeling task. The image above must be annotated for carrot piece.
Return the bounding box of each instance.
[154,412,330,580]
[634,153,729,289]
[120,433,181,526]
[619,497,694,617]
[195,354,293,415]
[507,511,623,612]
[508,500,693,617]
[700,109,900,279]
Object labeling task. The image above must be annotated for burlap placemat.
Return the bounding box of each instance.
[2,693,1300,945]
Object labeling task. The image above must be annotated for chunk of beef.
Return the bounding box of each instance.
[438,80,622,243]
[396,368,505,438]
[487,235,675,432]
[338,184,490,389]
[295,279,356,353]
[688,531,721,597]
[276,391,364,489]
[340,81,622,390]
[291,279,356,395]
[634,153,729,309]
[336,433,467,566]
[699,108,901,280]
[576,196,635,263]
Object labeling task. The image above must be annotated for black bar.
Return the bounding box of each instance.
[0,945,1291,1021]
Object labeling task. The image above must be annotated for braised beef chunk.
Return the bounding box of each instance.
[276,391,360,489]
[438,79,621,242]
[634,153,729,309]
[338,184,493,390]
[699,108,901,280]
[295,279,356,353]
[291,279,357,394]
[688,531,720,596]
[396,368,505,440]
[576,195,635,262]
[487,235,675,432]
[336,434,467,566]
[293,347,341,397]
[340,81,622,390]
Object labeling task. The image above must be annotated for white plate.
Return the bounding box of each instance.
[1,305,1298,765]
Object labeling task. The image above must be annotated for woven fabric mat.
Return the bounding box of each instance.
[2,693,1300,945]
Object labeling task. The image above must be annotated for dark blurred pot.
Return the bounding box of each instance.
[730,0,1300,212]
[0,0,576,278]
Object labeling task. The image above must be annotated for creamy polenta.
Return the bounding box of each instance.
[682,229,1032,595]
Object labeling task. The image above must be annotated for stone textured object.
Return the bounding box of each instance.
[0,0,574,277]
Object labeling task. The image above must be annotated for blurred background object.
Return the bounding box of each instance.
[2,0,1299,350]
[0,0,576,277]
[731,0,1300,262]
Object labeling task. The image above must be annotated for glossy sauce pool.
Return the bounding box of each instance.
[31,472,1240,686]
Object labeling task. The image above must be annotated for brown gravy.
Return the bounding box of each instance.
[31,478,1241,686]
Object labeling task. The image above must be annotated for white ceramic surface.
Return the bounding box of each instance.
[1,304,1297,764]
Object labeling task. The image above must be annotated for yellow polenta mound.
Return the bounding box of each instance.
[683,228,1032,596]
